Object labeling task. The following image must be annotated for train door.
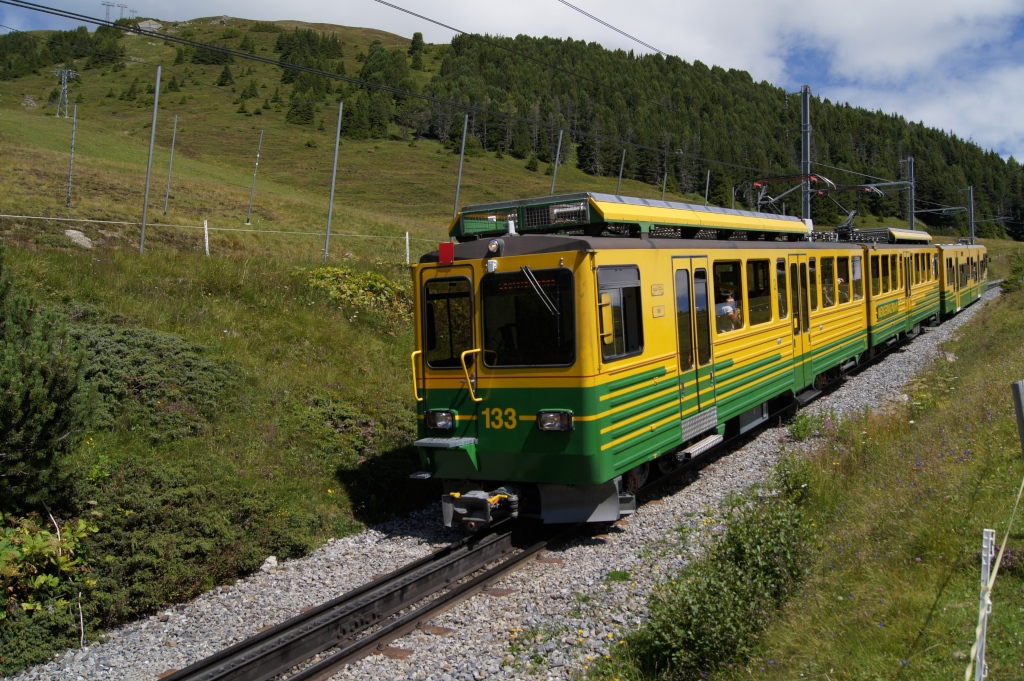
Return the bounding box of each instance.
[954,254,962,310]
[416,265,480,422]
[904,255,913,325]
[788,254,813,391]
[672,257,717,440]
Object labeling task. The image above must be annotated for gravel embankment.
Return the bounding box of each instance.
[8,288,997,681]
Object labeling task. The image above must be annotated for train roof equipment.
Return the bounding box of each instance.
[448,192,813,242]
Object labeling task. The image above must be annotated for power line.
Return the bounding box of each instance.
[0,1,779,178]
[554,0,667,57]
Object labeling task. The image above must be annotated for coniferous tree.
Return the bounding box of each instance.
[216,65,234,87]
[0,241,94,513]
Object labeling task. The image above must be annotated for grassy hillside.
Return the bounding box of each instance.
[0,13,1019,676]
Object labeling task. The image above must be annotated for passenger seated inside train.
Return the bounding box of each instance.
[715,292,741,331]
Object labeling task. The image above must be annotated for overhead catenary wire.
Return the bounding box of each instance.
[554,0,667,56]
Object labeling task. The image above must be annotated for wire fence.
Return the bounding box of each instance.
[0,213,439,263]
[964,380,1024,680]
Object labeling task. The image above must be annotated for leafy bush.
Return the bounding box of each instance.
[627,496,806,678]
[772,451,813,505]
[787,410,828,442]
[308,267,411,328]
[0,513,99,619]
[1,240,94,513]
[71,325,234,443]
[80,461,321,626]
[291,389,414,466]
[0,513,99,674]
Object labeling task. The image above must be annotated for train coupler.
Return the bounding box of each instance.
[442,486,519,531]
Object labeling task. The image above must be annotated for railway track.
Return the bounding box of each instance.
[161,522,575,681]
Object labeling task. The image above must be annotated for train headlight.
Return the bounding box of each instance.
[426,410,455,430]
[487,238,504,256]
[536,410,573,432]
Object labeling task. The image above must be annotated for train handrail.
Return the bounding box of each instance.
[410,350,423,402]
[460,349,483,403]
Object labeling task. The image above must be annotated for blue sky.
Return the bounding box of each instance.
[4,0,1024,160]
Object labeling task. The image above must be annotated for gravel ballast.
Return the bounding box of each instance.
[7,288,997,681]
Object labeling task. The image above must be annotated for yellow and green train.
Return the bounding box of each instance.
[409,193,987,529]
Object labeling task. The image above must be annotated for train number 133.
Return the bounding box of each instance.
[482,407,517,429]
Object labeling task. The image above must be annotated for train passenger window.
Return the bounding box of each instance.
[915,254,921,285]
[482,268,575,367]
[713,261,743,333]
[891,255,900,290]
[808,258,819,311]
[776,259,788,319]
[598,266,644,362]
[675,270,694,371]
[746,260,772,326]
[871,255,880,295]
[821,257,836,307]
[424,277,474,369]
[852,256,864,300]
[947,257,953,285]
[694,270,712,366]
[837,257,851,303]
[881,256,890,293]
[972,259,978,281]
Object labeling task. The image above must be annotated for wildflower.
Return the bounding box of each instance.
[327,489,334,494]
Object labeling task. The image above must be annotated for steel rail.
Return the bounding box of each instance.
[163,524,517,681]
[288,526,575,681]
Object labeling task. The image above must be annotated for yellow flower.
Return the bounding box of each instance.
[327,489,335,494]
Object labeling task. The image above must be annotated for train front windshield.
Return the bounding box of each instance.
[481,268,575,367]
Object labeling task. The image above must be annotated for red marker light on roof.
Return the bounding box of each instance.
[439,242,455,266]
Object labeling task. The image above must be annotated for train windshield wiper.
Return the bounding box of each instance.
[520,265,559,316]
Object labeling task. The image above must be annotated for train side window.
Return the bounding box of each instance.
[972,259,978,281]
[852,256,864,300]
[675,269,694,371]
[821,257,836,307]
[598,266,644,361]
[746,260,772,326]
[915,254,922,284]
[808,258,819,311]
[837,257,851,303]
[694,269,712,366]
[891,255,900,290]
[871,255,880,295]
[713,260,743,333]
[881,255,890,293]
[946,257,953,285]
[776,259,788,319]
[424,277,474,369]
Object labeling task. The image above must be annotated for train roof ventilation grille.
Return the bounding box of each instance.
[523,201,588,229]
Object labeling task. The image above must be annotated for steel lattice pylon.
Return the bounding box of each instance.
[52,68,78,118]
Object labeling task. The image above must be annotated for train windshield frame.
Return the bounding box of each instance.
[423,276,475,369]
[481,267,576,368]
